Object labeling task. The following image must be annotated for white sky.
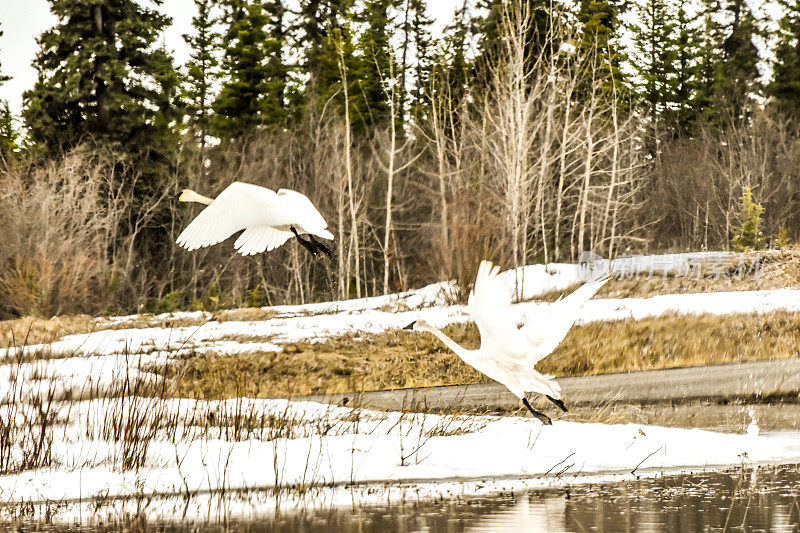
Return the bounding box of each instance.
[0,0,461,116]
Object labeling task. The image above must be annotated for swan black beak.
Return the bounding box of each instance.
[403,321,416,330]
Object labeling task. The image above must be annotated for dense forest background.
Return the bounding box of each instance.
[0,0,798,318]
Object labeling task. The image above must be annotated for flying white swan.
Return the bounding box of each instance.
[404,260,609,424]
[176,182,334,258]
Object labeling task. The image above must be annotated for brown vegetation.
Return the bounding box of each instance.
[156,325,488,399]
[154,310,800,399]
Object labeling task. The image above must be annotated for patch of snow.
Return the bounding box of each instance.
[267,280,458,317]
[1,398,799,518]
[574,289,800,323]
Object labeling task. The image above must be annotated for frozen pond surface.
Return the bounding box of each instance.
[13,462,800,531]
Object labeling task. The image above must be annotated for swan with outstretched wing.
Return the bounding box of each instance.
[176,182,333,258]
[404,260,609,424]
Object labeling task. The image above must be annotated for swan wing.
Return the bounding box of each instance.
[468,261,530,358]
[520,275,610,364]
[177,182,295,251]
[233,226,293,255]
[276,189,333,239]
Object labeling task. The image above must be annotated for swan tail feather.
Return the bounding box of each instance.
[522,373,562,400]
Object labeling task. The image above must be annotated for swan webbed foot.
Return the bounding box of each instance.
[546,395,568,412]
[291,226,325,258]
[522,398,552,425]
[308,234,332,259]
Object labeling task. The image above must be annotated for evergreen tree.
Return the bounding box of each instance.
[298,0,356,116]
[697,0,761,124]
[673,0,704,131]
[472,0,552,84]
[629,0,678,137]
[769,0,800,121]
[731,185,764,251]
[718,0,760,117]
[182,0,220,178]
[299,0,338,87]
[304,2,377,133]
[264,0,290,118]
[0,24,14,161]
[23,0,180,156]
[396,0,413,129]
[213,0,288,138]
[577,0,626,92]
[0,102,16,162]
[407,0,435,122]
[354,0,396,127]
[432,1,472,114]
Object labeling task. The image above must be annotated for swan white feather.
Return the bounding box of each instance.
[176,182,333,255]
[406,260,609,423]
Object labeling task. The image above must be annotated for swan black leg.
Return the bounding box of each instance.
[308,234,332,259]
[522,397,552,425]
[546,395,568,412]
[291,226,321,258]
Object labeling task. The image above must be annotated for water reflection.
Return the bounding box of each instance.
[250,465,800,532]
[562,465,800,532]
[14,464,800,532]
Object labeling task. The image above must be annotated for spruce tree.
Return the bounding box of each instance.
[731,185,764,251]
[769,0,800,121]
[213,0,287,138]
[433,1,472,115]
[304,2,371,132]
[0,102,16,162]
[473,0,552,84]
[407,0,434,123]
[718,0,760,118]
[0,24,14,161]
[577,0,625,92]
[299,0,336,88]
[354,0,396,127]
[629,0,678,137]
[696,0,761,124]
[182,0,220,177]
[264,0,292,117]
[673,0,703,131]
[297,0,357,118]
[23,0,180,156]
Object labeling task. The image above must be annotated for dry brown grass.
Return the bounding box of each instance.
[0,315,99,346]
[0,308,281,347]
[153,310,800,399]
[543,311,800,376]
[156,325,489,399]
[214,308,278,322]
[0,314,210,347]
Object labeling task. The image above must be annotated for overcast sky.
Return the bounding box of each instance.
[0,0,460,117]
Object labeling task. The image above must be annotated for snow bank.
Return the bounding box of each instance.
[1,398,799,510]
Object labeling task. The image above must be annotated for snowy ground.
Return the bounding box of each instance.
[2,254,800,522]
[2,396,800,523]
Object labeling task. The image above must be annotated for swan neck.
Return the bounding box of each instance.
[422,325,472,360]
[180,189,214,205]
